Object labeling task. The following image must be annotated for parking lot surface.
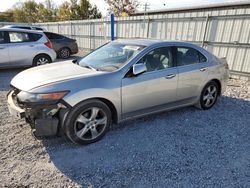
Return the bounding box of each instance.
[0,65,249,187]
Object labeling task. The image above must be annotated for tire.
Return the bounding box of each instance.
[64,99,112,145]
[199,81,219,110]
[33,54,51,66]
[59,47,71,59]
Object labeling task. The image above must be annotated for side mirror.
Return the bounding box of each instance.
[133,63,147,76]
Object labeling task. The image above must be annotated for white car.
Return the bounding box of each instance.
[0,28,56,68]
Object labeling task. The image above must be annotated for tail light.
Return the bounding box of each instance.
[219,57,229,70]
[44,40,53,49]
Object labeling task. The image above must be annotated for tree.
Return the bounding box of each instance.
[89,5,102,19]
[0,12,14,22]
[12,0,38,23]
[1,0,102,23]
[37,3,57,22]
[78,0,90,19]
[57,0,102,21]
[42,0,57,22]
[105,0,139,16]
[69,0,80,20]
[78,0,102,19]
[11,0,56,23]
[57,2,72,21]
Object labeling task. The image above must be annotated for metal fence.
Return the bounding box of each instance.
[1,4,250,78]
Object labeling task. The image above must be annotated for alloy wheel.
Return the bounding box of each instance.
[203,85,217,108]
[74,107,108,141]
[36,57,49,66]
[60,48,70,59]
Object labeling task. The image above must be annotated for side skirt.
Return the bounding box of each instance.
[121,97,197,122]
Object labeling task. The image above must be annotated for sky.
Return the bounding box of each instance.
[0,0,247,15]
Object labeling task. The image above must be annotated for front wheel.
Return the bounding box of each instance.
[199,81,219,110]
[64,100,112,145]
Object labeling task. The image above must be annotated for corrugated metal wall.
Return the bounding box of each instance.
[1,4,250,78]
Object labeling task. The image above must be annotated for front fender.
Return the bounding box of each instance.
[63,88,121,120]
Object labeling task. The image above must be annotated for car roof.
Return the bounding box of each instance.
[115,38,162,46]
[0,27,44,34]
[115,38,199,47]
[3,24,43,29]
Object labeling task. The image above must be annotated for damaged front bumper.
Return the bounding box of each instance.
[7,89,70,137]
[7,90,25,119]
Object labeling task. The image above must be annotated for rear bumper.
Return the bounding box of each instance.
[221,70,229,94]
[70,43,78,54]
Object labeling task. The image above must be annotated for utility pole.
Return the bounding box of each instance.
[143,3,150,37]
[143,3,150,22]
[143,3,150,13]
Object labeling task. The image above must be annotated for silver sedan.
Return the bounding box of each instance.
[7,39,229,145]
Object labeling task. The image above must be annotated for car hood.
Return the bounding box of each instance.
[11,61,102,91]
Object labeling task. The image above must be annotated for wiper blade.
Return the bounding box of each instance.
[83,65,97,71]
[76,61,99,71]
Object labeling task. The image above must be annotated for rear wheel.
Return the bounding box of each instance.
[64,99,112,145]
[59,47,71,59]
[199,81,219,110]
[33,54,51,66]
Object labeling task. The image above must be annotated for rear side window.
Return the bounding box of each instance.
[8,32,42,43]
[45,32,64,40]
[199,52,207,63]
[0,31,5,44]
[28,33,43,41]
[176,47,207,66]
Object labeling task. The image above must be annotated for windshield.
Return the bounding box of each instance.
[78,42,144,71]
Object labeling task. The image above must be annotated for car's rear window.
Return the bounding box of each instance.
[44,32,64,40]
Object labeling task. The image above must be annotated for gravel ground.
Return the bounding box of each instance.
[0,69,249,187]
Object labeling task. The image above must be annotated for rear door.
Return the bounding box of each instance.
[7,31,43,67]
[0,31,9,67]
[174,46,209,102]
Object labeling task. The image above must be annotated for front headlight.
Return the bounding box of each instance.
[17,91,69,103]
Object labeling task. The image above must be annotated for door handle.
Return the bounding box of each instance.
[200,68,207,72]
[165,74,176,79]
[0,47,5,49]
[29,45,34,47]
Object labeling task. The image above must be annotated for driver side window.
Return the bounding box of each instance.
[138,46,173,73]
